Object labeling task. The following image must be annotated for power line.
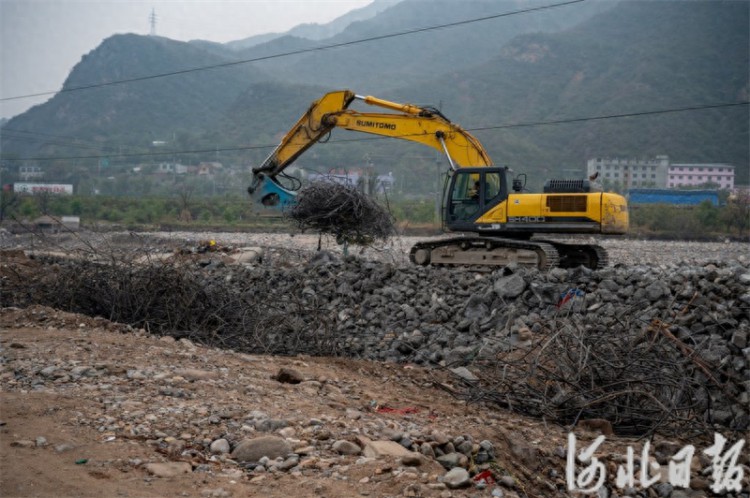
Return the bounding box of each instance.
[4,100,747,162]
[2,127,97,142]
[468,101,750,131]
[1,127,123,153]
[0,0,585,102]
[0,133,106,152]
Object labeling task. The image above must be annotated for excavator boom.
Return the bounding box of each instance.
[253,91,357,178]
[251,90,491,179]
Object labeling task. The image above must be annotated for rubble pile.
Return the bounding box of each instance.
[237,253,750,435]
[3,245,748,436]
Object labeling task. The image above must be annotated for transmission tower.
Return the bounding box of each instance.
[149,8,157,36]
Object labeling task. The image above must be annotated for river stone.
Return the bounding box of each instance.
[231,436,292,463]
[494,274,526,298]
[231,247,263,264]
[145,462,192,477]
[209,438,230,455]
[272,367,304,384]
[443,467,471,489]
[173,368,219,381]
[363,440,415,458]
[437,452,468,469]
[420,442,436,459]
[450,366,478,382]
[332,440,362,455]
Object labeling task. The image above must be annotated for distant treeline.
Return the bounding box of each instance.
[1,192,747,239]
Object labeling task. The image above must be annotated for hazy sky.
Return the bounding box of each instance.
[0,0,373,119]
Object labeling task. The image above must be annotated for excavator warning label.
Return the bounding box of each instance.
[356,120,396,130]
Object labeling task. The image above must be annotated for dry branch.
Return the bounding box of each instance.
[459,318,724,437]
[1,253,340,357]
[286,180,395,245]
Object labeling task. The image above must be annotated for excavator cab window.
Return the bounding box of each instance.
[448,173,481,222]
[446,169,506,223]
[484,172,501,202]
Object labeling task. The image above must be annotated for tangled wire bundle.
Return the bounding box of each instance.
[464,317,734,437]
[1,255,340,357]
[286,181,395,244]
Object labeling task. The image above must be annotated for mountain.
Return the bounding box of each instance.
[0,0,610,165]
[1,34,265,160]
[399,0,749,185]
[1,0,747,192]
[222,0,400,51]
[231,0,614,91]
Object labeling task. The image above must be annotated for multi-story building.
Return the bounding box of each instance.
[587,156,737,190]
[586,155,669,189]
[155,162,188,175]
[667,163,734,189]
[18,165,44,181]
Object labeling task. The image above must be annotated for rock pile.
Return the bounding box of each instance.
[226,252,750,434]
[2,245,748,435]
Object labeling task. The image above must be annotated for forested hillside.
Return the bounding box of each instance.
[220,0,749,188]
[399,0,750,185]
[227,0,613,90]
[1,0,747,193]
[1,34,265,162]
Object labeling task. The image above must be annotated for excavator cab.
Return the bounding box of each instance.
[444,167,508,229]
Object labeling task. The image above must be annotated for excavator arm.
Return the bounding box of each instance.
[248,90,492,212]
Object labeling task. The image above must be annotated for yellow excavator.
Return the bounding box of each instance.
[248,90,628,269]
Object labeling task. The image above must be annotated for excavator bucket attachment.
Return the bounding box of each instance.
[247,173,297,216]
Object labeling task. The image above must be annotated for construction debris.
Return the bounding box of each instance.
[285,181,395,245]
[1,235,748,438]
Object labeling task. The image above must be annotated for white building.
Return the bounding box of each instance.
[18,165,44,181]
[156,162,188,175]
[668,163,734,189]
[586,155,669,189]
[587,156,737,190]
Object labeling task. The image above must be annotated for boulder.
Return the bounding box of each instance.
[230,436,291,463]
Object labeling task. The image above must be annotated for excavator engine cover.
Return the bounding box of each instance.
[543,179,592,193]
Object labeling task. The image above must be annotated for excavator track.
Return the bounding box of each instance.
[541,241,609,270]
[409,237,609,270]
[409,237,560,270]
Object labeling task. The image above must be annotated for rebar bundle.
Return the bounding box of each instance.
[286,180,395,245]
[464,317,731,437]
[1,256,340,357]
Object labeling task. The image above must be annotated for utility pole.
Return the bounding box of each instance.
[149,8,157,36]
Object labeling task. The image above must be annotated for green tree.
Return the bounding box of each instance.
[722,190,750,237]
[0,190,19,222]
[696,200,720,228]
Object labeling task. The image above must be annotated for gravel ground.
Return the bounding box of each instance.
[139,232,749,267]
[2,228,747,267]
